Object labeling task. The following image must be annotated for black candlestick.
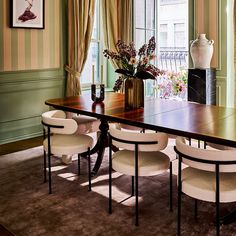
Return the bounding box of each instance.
[91,84,104,102]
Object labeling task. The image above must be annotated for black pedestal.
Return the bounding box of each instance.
[188,68,216,105]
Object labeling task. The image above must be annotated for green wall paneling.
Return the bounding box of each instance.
[0,72,65,144]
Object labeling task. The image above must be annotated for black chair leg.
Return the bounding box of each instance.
[48,152,52,194]
[216,201,220,236]
[43,150,47,183]
[135,174,139,226]
[88,148,91,191]
[177,157,182,236]
[177,184,181,235]
[216,165,220,236]
[109,142,112,214]
[194,199,198,221]
[131,176,134,196]
[78,154,80,176]
[135,144,139,226]
[169,161,173,212]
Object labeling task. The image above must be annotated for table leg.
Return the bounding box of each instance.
[90,118,109,176]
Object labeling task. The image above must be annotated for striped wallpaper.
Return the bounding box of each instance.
[0,0,61,72]
[195,0,218,68]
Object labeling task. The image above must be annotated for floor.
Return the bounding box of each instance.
[0,136,42,156]
[0,137,42,236]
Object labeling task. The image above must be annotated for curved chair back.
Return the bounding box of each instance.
[175,136,236,172]
[109,123,168,151]
[42,110,78,134]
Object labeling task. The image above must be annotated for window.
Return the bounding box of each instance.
[134,0,157,96]
[134,0,156,48]
[134,0,188,98]
[80,0,103,87]
[135,0,188,68]
[174,23,185,48]
[159,24,168,48]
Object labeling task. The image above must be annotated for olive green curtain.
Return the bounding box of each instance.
[65,0,96,96]
[101,0,133,69]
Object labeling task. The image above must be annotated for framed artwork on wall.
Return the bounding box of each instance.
[10,0,45,29]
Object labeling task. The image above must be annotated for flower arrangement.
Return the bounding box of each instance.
[103,37,161,92]
[155,68,187,99]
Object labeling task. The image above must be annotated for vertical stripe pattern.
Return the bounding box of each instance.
[3,0,12,71]
[0,0,3,71]
[195,0,218,69]
[0,0,60,72]
[208,0,218,67]
[195,0,205,34]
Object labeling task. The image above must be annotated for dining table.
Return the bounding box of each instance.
[45,91,236,224]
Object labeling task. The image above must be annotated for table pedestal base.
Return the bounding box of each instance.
[89,119,109,176]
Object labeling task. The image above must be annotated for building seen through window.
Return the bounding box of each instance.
[134,0,188,99]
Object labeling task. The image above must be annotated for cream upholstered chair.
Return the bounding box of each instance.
[42,110,94,194]
[108,124,172,226]
[175,136,236,236]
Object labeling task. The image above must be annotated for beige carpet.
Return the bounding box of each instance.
[0,139,236,236]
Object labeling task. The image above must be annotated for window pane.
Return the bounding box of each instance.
[146,30,155,42]
[81,42,99,84]
[135,0,145,28]
[146,0,155,29]
[160,32,167,48]
[174,23,185,48]
[135,29,145,49]
[159,24,168,48]
[92,0,98,39]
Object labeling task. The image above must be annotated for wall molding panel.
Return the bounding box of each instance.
[0,74,65,144]
[216,75,227,107]
[0,116,42,144]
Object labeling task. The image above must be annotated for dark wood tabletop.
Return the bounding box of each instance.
[45,91,236,148]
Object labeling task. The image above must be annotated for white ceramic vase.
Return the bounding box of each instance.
[190,34,214,69]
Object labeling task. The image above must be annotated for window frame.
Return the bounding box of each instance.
[80,0,106,89]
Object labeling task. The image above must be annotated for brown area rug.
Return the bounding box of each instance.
[0,139,236,236]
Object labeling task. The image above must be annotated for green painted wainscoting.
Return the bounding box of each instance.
[0,70,65,144]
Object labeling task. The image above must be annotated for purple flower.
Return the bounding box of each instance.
[103,37,161,89]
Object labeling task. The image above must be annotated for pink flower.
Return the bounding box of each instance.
[129,57,136,65]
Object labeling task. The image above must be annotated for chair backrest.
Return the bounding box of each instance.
[42,110,78,134]
[175,136,236,172]
[109,123,168,152]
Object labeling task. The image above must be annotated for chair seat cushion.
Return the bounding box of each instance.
[112,150,170,176]
[72,115,100,134]
[181,167,236,203]
[43,134,94,155]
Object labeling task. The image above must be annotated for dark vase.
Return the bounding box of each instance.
[124,77,144,110]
